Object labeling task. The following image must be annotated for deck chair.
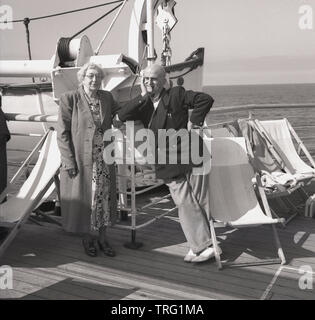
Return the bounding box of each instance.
[237,119,308,225]
[254,118,315,181]
[252,119,315,219]
[0,129,60,257]
[203,137,286,269]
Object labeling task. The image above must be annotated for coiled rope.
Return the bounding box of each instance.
[57,2,123,65]
[0,1,124,67]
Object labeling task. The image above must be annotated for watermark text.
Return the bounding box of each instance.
[0,265,13,289]
[299,4,313,30]
[103,123,212,175]
[298,265,313,290]
[0,5,13,30]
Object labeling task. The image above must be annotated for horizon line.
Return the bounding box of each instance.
[203,81,315,87]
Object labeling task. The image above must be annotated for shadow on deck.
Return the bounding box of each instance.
[1,200,315,300]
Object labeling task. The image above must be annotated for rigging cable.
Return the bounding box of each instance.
[1,1,124,23]
[94,0,128,55]
[70,2,122,39]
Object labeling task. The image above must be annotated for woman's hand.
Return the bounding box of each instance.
[67,168,78,179]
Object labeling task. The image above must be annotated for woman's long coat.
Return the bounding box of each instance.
[57,86,119,234]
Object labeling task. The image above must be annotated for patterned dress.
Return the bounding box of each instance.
[86,96,111,231]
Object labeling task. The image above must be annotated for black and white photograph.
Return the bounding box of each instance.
[0,0,315,306]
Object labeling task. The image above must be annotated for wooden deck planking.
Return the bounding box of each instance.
[3,237,243,300]
[4,254,217,300]
[1,240,225,298]
[113,216,315,275]
[0,267,123,300]
[1,212,315,300]
[10,223,286,275]
[10,270,124,300]
[0,274,85,300]
[1,179,315,300]
[1,226,270,298]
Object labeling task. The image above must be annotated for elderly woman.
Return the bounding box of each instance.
[57,62,119,257]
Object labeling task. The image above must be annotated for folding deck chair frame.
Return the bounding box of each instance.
[207,118,307,226]
[0,129,60,258]
[204,137,286,270]
[251,118,314,223]
[237,119,307,226]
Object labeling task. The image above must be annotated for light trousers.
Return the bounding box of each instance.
[166,171,212,253]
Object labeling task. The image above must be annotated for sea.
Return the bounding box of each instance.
[203,83,315,108]
[202,83,315,139]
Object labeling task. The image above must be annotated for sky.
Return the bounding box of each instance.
[0,0,315,85]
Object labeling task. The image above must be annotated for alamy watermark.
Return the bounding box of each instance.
[0,5,13,30]
[298,265,313,290]
[103,123,212,175]
[298,4,313,30]
[0,265,13,290]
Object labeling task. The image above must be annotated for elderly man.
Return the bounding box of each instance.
[118,63,221,262]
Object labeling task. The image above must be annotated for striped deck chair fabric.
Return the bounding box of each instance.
[0,130,60,257]
[202,137,286,268]
[256,119,315,180]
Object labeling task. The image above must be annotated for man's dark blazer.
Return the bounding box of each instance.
[118,86,214,180]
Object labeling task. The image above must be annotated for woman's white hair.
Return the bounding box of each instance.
[77,62,105,84]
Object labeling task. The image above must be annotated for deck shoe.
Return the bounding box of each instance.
[82,238,97,257]
[98,240,116,257]
[191,245,222,263]
[184,249,197,262]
